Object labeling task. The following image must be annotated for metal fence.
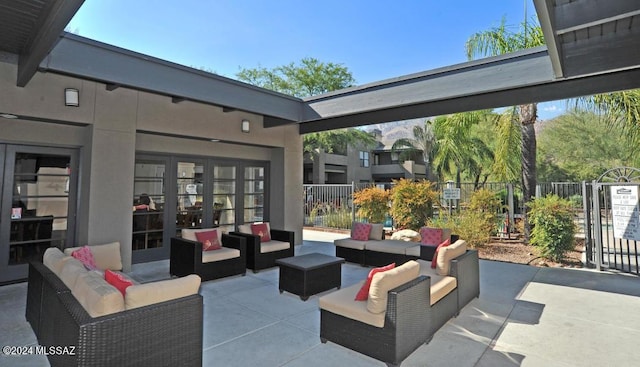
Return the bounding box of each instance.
[303,181,585,231]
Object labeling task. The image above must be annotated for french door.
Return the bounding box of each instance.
[132,154,268,263]
[0,144,78,283]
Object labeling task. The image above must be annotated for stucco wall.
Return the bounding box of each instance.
[0,57,303,274]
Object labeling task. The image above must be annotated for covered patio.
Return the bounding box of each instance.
[2,230,640,367]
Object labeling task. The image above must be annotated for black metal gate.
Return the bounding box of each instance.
[584,167,640,275]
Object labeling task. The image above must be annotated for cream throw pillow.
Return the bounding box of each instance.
[367,260,420,314]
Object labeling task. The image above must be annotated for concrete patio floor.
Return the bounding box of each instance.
[2,229,640,367]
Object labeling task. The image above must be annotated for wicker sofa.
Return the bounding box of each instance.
[170,228,247,281]
[26,243,203,367]
[334,224,452,267]
[319,241,479,366]
[231,223,294,273]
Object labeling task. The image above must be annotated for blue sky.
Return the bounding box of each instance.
[67,0,564,119]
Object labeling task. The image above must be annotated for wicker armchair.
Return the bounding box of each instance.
[231,223,294,273]
[170,230,246,281]
[320,276,432,367]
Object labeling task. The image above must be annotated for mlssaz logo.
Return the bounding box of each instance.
[616,188,632,195]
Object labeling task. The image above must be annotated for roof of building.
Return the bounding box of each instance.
[1,0,638,132]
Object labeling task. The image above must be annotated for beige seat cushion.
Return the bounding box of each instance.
[202,247,240,262]
[436,240,467,275]
[260,240,290,253]
[43,247,72,276]
[125,274,201,310]
[72,271,125,317]
[334,238,367,251]
[65,242,122,271]
[405,245,421,257]
[367,260,420,314]
[319,281,386,328]
[417,260,458,305]
[365,240,416,255]
[182,228,223,245]
[59,258,88,289]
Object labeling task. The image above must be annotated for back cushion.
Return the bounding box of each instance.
[72,271,125,317]
[125,274,201,309]
[367,260,420,314]
[436,240,467,275]
[59,258,88,289]
[65,242,122,271]
[182,228,222,246]
[369,223,384,240]
[238,223,270,236]
[43,247,71,276]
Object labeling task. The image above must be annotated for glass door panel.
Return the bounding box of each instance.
[132,159,166,251]
[243,166,265,223]
[9,153,71,265]
[176,161,204,232]
[212,164,235,229]
[1,145,78,283]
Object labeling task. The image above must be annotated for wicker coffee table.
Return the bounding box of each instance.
[275,253,345,301]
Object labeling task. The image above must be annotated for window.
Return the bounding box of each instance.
[359,151,370,167]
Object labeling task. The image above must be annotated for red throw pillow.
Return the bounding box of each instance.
[251,223,271,242]
[420,227,443,246]
[431,239,451,269]
[72,246,97,270]
[354,263,396,301]
[351,222,372,241]
[195,230,222,251]
[105,270,133,296]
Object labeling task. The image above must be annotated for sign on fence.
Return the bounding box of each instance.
[611,185,640,240]
[442,188,461,200]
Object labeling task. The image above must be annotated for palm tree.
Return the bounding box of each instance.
[574,90,640,146]
[466,16,545,242]
[390,120,436,178]
[431,111,494,188]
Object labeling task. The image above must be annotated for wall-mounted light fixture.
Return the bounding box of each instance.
[241,119,250,133]
[64,88,79,107]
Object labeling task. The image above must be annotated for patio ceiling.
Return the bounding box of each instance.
[0,0,84,87]
[0,0,638,133]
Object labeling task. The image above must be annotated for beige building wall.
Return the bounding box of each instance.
[0,56,303,272]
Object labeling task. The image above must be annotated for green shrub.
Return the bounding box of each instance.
[527,195,576,261]
[468,188,504,235]
[390,179,438,230]
[428,211,491,249]
[352,186,390,223]
[325,208,353,229]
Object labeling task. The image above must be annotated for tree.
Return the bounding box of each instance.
[574,90,640,145]
[431,111,494,187]
[303,129,377,157]
[537,111,640,181]
[466,16,545,242]
[236,57,355,98]
[390,120,436,178]
[237,58,374,158]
